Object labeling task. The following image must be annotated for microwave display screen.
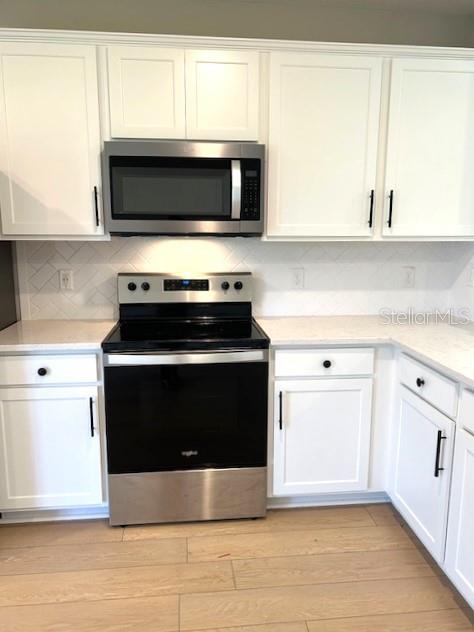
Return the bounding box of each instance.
[110,157,232,220]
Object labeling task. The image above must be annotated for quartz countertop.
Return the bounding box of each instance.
[257,315,474,388]
[0,320,116,353]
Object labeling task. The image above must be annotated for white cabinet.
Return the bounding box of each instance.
[390,386,454,562]
[445,427,474,609]
[0,42,103,237]
[0,385,103,510]
[273,378,373,495]
[107,46,259,141]
[384,58,474,237]
[267,53,382,238]
[185,49,259,141]
[107,46,185,139]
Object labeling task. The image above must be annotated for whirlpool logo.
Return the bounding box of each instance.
[181,450,198,457]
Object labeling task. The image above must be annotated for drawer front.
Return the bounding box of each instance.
[0,355,98,386]
[274,348,374,378]
[399,354,458,418]
[459,388,474,435]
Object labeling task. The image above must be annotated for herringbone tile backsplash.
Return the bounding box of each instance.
[16,238,474,320]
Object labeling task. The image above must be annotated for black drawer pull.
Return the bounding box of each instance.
[37,367,47,376]
[89,397,95,438]
[94,186,100,227]
[387,190,394,228]
[416,377,425,388]
[278,391,283,431]
[368,189,375,228]
[323,360,332,369]
[434,430,446,477]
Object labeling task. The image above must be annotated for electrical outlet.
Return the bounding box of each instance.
[403,266,416,288]
[468,265,474,287]
[59,270,74,291]
[291,267,305,289]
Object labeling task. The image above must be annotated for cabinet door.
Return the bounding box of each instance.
[384,58,474,237]
[445,428,474,609]
[185,49,259,141]
[273,378,372,495]
[267,53,382,237]
[107,46,185,139]
[390,386,454,562]
[0,43,102,236]
[0,386,102,509]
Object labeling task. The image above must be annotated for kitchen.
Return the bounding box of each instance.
[0,0,474,630]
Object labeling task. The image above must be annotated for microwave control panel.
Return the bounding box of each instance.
[241,159,261,221]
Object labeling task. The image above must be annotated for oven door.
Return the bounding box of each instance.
[103,350,268,475]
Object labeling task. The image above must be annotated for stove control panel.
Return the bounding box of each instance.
[118,273,252,304]
[164,279,209,292]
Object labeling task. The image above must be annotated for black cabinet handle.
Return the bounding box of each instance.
[89,397,95,437]
[323,360,332,369]
[416,377,425,388]
[37,367,47,376]
[434,430,446,477]
[368,189,375,228]
[278,391,283,431]
[93,186,100,227]
[387,190,394,228]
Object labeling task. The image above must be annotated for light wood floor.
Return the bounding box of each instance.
[0,504,472,631]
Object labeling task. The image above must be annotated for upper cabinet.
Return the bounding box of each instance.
[185,49,259,141]
[107,46,186,139]
[384,58,474,238]
[0,42,103,237]
[266,53,382,238]
[107,47,260,141]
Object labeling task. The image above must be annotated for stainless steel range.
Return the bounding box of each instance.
[102,272,269,526]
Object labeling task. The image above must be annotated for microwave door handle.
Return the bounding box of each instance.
[231,160,242,220]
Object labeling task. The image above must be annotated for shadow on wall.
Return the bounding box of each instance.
[0,0,474,47]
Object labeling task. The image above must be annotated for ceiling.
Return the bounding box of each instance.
[239,0,474,15]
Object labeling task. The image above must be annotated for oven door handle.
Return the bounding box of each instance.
[231,159,242,220]
[104,350,268,366]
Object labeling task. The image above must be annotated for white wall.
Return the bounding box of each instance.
[16,239,474,320]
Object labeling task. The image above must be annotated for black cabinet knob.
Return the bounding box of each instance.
[221,281,230,290]
[141,282,150,291]
[323,360,332,369]
[416,377,425,388]
[234,281,243,290]
[37,367,47,376]
[127,282,137,291]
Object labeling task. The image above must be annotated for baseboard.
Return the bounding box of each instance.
[0,505,109,524]
[267,491,390,509]
[0,492,390,524]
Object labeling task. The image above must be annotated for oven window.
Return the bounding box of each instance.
[110,156,232,220]
[104,361,268,474]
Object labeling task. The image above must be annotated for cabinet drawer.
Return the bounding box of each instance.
[399,354,458,418]
[274,348,374,378]
[458,388,474,435]
[0,355,98,386]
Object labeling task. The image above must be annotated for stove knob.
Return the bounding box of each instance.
[234,281,243,291]
[141,282,150,291]
[221,281,230,291]
[127,282,137,292]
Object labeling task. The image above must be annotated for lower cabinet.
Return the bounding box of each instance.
[390,386,454,563]
[273,378,373,495]
[445,427,474,609]
[0,385,103,510]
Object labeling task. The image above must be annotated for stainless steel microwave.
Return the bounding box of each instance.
[102,141,265,236]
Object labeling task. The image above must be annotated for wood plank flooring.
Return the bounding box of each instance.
[0,504,472,631]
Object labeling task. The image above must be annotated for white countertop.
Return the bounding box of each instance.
[1,316,474,388]
[0,320,116,352]
[257,315,474,388]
